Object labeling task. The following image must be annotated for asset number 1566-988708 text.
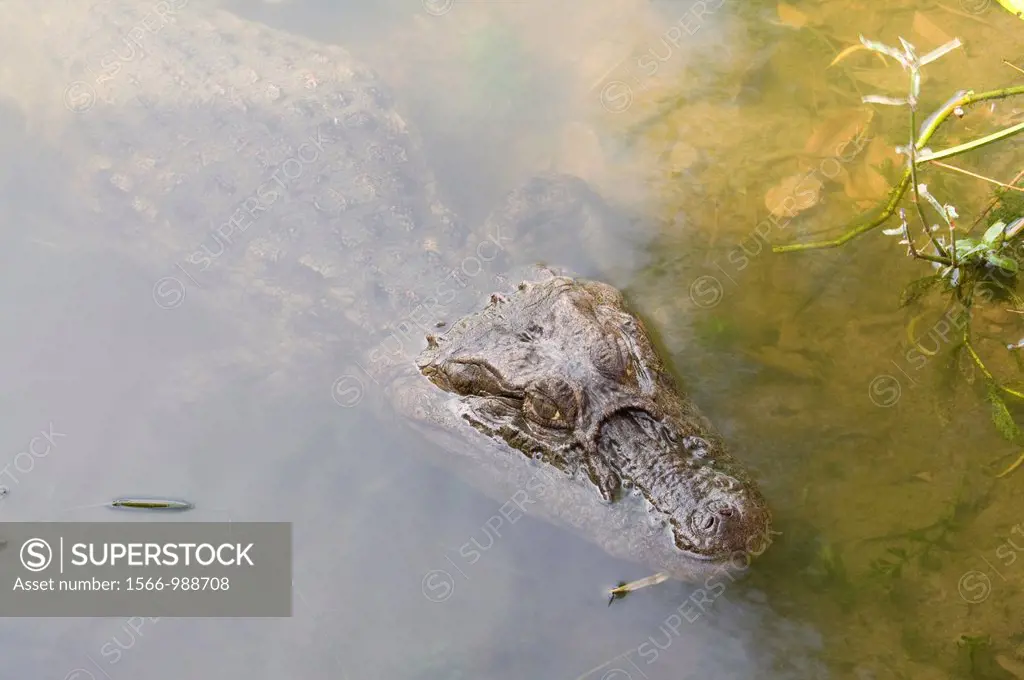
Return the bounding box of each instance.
[126,577,230,591]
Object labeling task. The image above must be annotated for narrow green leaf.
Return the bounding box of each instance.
[898,37,918,61]
[985,253,1019,273]
[859,36,909,65]
[983,221,1007,245]
[863,95,909,106]
[918,38,962,66]
[918,184,950,226]
[954,239,987,260]
[954,237,983,250]
[988,383,1021,443]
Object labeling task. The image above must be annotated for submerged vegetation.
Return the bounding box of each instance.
[614,14,1024,675]
[774,34,1024,474]
[598,4,1024,674]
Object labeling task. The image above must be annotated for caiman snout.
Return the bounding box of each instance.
[686,487,772,562]
[595,408,773,565]
[694,499,737,532]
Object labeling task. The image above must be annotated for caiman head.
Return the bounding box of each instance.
[415,268,772,578]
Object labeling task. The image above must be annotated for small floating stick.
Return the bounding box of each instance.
[111,498,195,510]
[607,571,671,604]
[65,497,196,512]
[60,498,232,529]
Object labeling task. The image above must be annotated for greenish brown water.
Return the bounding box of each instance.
[611,2,1024,677]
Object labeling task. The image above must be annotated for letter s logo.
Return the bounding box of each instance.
[20,538,52,572]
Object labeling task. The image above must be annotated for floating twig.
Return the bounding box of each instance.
[68,497,196,511]
[112,498,195,510]
[607,571,671,603]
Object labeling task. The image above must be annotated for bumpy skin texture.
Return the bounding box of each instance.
[2,2,770,580]
[2,0,479,370]
[1,0,609,378]
[414,269,772,579]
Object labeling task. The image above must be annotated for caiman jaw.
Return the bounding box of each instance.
[595,408,772,562]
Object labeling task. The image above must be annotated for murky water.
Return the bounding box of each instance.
[1,0,1022,678]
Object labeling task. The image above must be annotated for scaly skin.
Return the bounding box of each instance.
[2,0,473,363]
[409,267,773,581]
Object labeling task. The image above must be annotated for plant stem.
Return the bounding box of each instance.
[908,74,942,255]
[929,161,1024,191]
[773,85,1024,254]
[908,76,951,260]
[965,329,1024,401]
[917,121,1024,163]
[773,171,911,252]
[996,450,1024,478]
[964,332,995,383]
[1003,385,1024,401]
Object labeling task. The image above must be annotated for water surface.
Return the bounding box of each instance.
[2,0,1023,678]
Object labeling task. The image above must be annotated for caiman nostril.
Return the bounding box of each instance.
[718,506,735,518]
[702,516,715,530]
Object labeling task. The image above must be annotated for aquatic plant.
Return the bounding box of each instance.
[775,36,1024,475]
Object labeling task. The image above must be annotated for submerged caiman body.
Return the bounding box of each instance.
[0,1,771,580]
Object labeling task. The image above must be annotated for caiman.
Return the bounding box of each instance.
[0,0,771,584]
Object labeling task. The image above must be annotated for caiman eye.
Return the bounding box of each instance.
[524,379,577,429]
[441,361,506,396]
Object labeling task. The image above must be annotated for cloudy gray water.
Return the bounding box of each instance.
[0,0,836,678]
